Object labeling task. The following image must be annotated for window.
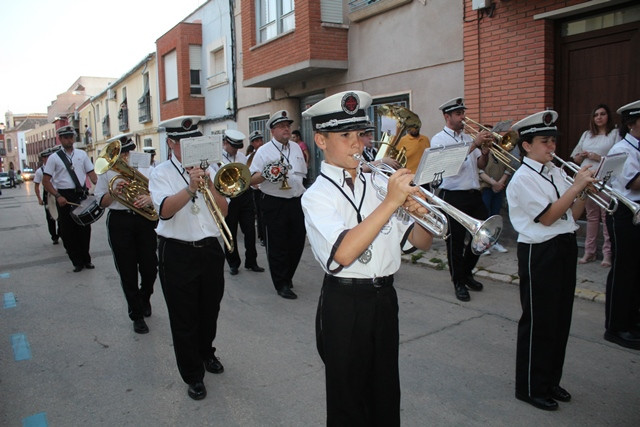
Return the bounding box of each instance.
[249,115,270,142]
[138,72,152,123]
[257,0,295,43]
[561,3,640,36]
[144,138,152,148]
[208,46,227,88]
[164,50,178,101]
[321,0,343,24]
[7,138,12,152]
[367,94,410,142]
[190,45,202,95]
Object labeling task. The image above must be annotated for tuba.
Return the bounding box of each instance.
[374,104,422,168]
[95,140,159,221]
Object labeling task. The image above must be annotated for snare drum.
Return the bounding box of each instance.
[70,196,105,226]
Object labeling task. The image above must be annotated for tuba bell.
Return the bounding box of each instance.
[374,104,422,168]
[95,140,159,221]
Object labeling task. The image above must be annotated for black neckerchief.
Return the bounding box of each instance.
[171,157,197,204]
[523,158,560,199]
[320,171,367,223]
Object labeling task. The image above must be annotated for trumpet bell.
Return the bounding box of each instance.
[470,215,503,255]
[214,162,252,198]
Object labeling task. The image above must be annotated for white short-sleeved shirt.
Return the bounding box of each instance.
[43,149,94,189]
[507,156,579,244]
[301,161,414,279]
[211,151,249,174]
[570,129,619,169]
[430,127,481,190]
[94,167,151,211]
[33,166,44,184]
[249,139,307,197]
[149,157,221,241]
[607,134,640,201]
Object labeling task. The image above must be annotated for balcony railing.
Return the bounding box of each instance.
[102,115,111,138]
[138,94,152,123]
[118,107,129,132]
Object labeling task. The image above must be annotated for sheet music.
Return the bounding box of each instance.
[180,135,223,168]
[491,120,513,133]
[380,116,398,135]
[595,152,628,182]
[128,151,151,168]
[414,143,469,186]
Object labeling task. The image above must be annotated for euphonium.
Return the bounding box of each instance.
[95,140,159,221]
[374,104,422,168]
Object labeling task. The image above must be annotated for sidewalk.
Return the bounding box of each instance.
[404,216,610,304]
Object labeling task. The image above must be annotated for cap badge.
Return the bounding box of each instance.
[456,98,463,106]
[342,92,360,116]
[181,118,193,130]
[543,112,554,126]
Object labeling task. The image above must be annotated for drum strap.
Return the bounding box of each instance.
[56,150,86,197]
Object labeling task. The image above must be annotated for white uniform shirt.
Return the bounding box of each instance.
[94,167,151,211]
[431,127,481,190]
[249,139,307,197]
[33,166,44,185]
[149,157,221,241]
[301,161,414,278]
[211,151,249,174]
[607,134,640,202]
[507,156,579,244]
[570,129,619,169]
[43,149,94,190]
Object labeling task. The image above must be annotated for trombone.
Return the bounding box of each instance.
[354,154,503,254]
[462,118,520,172]
[550,153,628,217]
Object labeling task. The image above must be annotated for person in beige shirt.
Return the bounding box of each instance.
[396,124,430,173]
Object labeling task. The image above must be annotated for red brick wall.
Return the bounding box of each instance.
[463,0,584,125]
[156,22,205,121]
[241,0,348,83]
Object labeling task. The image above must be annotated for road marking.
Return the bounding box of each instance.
[11,333,32,361]
[3,292,17,308]
[0,272,10,279]
[22,412,48,427]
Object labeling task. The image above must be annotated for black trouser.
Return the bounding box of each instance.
[605,203,640,332]
[43,190,59,242]
[252,188,265,241]
[57,189,92,267]
[439,189,488,283]
[260,194,306,291]
[224,190,258,269]
[158,237,225,384]
[515,233,577,398]
[316,275,400,427]
[107,210,158,321]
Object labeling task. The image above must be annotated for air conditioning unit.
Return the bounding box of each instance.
[107,89,116,100]
[472,0,490,10]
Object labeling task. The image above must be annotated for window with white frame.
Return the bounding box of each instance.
[257,0,295,43]
[190,45,202,95]
[208,47,227,88]
[164,50,178,101]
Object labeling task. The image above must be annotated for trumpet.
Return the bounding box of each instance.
[462,118,520,172]
[354,154,503,254]
[198,160,252,252]
[550,153,619,215]
[95,140,159,221]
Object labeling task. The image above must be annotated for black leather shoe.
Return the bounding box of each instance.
[278,287,298,300]
[463,276,484,291]
[204,354,224,374]
[454,282,470,302]
[604,330,640,350]
[550,386,571,402]
[188,381,207,400]
[245,265,265,272]
[133,319,149,334]
[230,267,239,275]
[84,263,95,269]
[73,265,84,273]
[515,392,558,411]
[53,239,59,245]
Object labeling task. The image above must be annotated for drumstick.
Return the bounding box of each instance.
[66,202,81,207]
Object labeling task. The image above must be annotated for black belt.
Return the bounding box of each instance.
[110,209,138,216]
[441,189,480,194]
[160,236,218,248]
[325,274,394,288]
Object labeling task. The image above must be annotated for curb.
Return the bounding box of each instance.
[402,254,605,304]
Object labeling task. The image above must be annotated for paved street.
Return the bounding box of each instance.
[1,182,639,426]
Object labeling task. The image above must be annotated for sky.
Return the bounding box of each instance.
[0,0,206,116]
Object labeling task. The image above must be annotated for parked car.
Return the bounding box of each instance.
[0,172,24,188]
[21,168,35,181]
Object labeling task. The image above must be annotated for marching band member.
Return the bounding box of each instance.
[247,130,266,246]
[431,97,492,301]
[507,111,595,411]
[301,91,433,426]
[33,147,60,245]
[603,100,640,350]
[95,136,157,334]
[42,125,98,272]
[216,129,264,275]
[149,116,228,400]
[249,111,307,299]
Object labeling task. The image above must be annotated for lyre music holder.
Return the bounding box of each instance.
[414,142,469,187]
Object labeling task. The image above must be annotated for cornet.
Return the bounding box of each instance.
[354,154,503,254]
